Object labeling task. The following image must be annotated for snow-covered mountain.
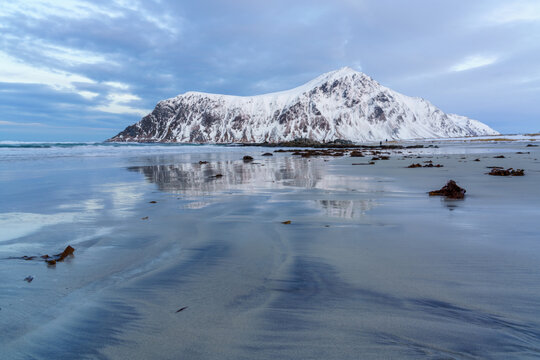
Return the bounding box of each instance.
[109,67,498,143]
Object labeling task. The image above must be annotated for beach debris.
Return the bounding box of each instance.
[262,152,273,156]
[175,306,188,313]
[14,246,75,266]
[141,216,149,220]
[243,155,254,162]
[149,201,157,204]
[488,168,525,176]
[494,155,505,158]
[408,163,443,168]
[429,180,466,199]
[54,246,75,262]
[198,161,209,164]
[281,220,292,224]
[24,276,34,283]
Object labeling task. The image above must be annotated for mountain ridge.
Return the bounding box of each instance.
[109,67,498,143]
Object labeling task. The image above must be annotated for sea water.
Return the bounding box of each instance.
[1,141,539,359]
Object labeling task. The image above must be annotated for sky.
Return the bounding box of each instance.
[1,0,539,141]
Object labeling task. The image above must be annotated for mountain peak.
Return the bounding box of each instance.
[109,69,498,143]
[312,66,365,83]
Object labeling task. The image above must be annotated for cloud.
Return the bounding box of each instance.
[0,0,123,21]
[93,92,150,116]
[0,51,95,91]
[0,120,46,127]
[487,1,540,24]
[103,81,130,90]
[450,55,498,72]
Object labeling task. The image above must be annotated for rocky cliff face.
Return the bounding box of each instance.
[109,67,498,143]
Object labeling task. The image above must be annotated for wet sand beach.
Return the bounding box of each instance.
[1,141,540,359]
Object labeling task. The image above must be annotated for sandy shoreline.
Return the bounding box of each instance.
[1,141,539,359]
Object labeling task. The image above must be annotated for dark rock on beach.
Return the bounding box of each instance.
[429,180,466,199]
[488,168,525,176]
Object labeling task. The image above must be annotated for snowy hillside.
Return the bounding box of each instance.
[109,67,498,143]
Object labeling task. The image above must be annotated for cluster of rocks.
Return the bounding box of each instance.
[244,138,423,150]
[407,163,443,168]
[487,168,525,176]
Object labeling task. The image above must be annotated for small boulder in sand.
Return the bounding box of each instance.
[429,180,466,199]
[243,156,254,162]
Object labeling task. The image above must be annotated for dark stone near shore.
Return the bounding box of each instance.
[282,220,292,224]
[526,144,538,147]
[429,180,466,199]
[494,155,505,158]
[262,152,273,156]
[149,201,157,204]
[199,161,209,164]
[350,151,364,157]
[24,276,34,283]
[488,168,525,176]
[243,155,254,162]
[408,163,422,168]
